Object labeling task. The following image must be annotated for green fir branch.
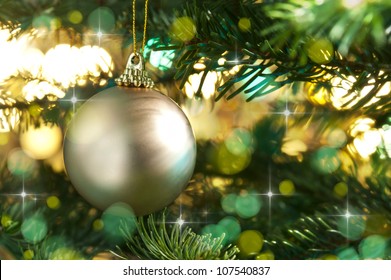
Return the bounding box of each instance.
[120,211,239,260]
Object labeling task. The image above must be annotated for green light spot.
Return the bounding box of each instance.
[221,194,238,214]
[235,193,261,218]
[21,214,48,244]
[201,224,226,240]
[337,213,366,241]
[311,147,341,174]
[88,7,115,32]
[359,235,388,259]
[337,247,360,260]
[218,216,241,243]
[32,14,53,30]
[7,148,37,177]
[225,128,253,156]
[102,202,136,243]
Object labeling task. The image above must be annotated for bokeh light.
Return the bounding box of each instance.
[50,247,84,260]
[348,117,383,159]
[337,213,366,241]
[0,132,9,145]
[330,76,390,110]
[144,38,175,72]
[279,179,295,196]
[0,29,23,81]
[201,224,226,240]
[337,247,360,260]
[333,182,348,198]
[235,192,262,219]
[7,148,38,177]
[21,213,48,244]
[40,44,113,88]
[213,143,252,175]
[327,128,347,148]
[20,124,62,160]
[184,71,220,99]
[0,105,19,132]
[305,38,334,64]
[318,254,338,260]
[23,250,34,260]
[46,196,61,210]
[88,7,115,33]
[378,123,391,158]
[102,202,136,243]
[256,250,275,260]
[311,146,341,174]
[359,235,389,259]
[218,216,241,243]
[170,16,196,42]
[32,14,54,30]
[23,80,66,101]
[224,128,253,156]
[238,18,251,32]
[68,10,83,24]
[92,219,104,232]
[1,214,12,228]
[237,230,264,256]
[221,193,238,214]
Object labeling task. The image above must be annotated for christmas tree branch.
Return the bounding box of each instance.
[120,211,239,260]
[165,0,391,108]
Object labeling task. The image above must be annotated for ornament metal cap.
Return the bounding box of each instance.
[115,52,154,88]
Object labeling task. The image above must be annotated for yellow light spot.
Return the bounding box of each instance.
[306,82,329,106]
[93,219,104,231]
[256,250,275,260]
[281,139,307,157]
[218,57,226,66]
[237,230,264,256]
[46,196,61,210]
[23,250,34,260]
[184,71,220,99]
[305,38,334,64]
[68,10,83,24]
[0,132,9,145]
[320,254,338,260]
[238,18,251,32]
[1,214,12,228]
[214,143,251,175]
[50,18,62,30]
[334,182,348,198]
[170,17,196,42]
[28,104,42,118]
[50,248,84,260]
[279,179,295,196]
[20,124,62,160]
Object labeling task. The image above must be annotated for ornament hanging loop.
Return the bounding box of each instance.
[115,52,154,88]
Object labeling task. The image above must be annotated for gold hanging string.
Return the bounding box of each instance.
[116,0,153,87]
[132,0,149,54]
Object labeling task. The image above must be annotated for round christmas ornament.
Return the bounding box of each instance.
[64,0,196,216]
[64,52,196,216]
